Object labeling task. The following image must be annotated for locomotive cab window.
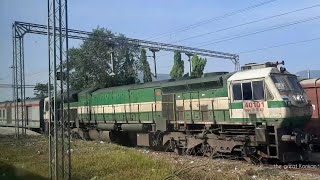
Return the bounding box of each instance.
[232,80,265,101]
[252,81,264,100]
[242,82,252,100]
[232,84,242,100]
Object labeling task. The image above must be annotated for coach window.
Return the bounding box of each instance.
[232,83,242,101]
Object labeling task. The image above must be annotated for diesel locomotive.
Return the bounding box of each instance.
[1,62,319,163]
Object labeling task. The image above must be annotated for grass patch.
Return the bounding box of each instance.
[0,135,175,180]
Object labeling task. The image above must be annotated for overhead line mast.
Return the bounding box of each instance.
[12,21,240,73]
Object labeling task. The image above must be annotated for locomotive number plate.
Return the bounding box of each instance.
[244,101,264,112]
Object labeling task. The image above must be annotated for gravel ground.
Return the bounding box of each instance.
[0,127,40,136]
[136,148,320,180]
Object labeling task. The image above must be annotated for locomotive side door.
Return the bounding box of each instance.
[161,93,176,129]
[229,80,268,124]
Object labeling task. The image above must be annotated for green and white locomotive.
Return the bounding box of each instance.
[43,61,318,163]
[0,61,314,163]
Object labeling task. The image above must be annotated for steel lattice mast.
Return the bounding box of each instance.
[12,22,27,138]
[48,0,71,179]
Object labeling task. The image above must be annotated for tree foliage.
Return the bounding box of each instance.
[67,28,140,90]
[191,55,207,78]
[34,83,53,98]
[170,51,184,79]
[140,49,152,83]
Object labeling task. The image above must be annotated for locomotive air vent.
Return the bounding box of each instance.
[203,72,229,77]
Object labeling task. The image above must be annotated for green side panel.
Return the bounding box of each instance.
[267,101,287,108]
[192,111,201,121]
[198,90,209,99]
[175,92,184,100]
[112,90,129,104]
[91,87,159,106]
[94,114,104,121]
[191,92,199,99]
[230,102,243,109]
[183,111,192,121]
[130,88,156,103]
[212,88,228,98]
[182,93,191,99]
[101,113,112,121]
[213,110,230,121]
[79,114,90,120]
[137,112,154,122]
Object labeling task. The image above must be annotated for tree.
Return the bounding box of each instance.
[170,51,184,79]
[34,83,53,98]
[67,28,140,90]
[191,55,207,78]
[140,49,152,83]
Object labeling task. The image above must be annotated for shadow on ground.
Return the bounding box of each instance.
[0,161,48,180]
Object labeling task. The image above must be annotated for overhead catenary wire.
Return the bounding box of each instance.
[169,4,320,44]
[237,37,320,54]
[147,0,278,40]
[157,37,320,70]
[156,15,320,59]
[194,15,320,47]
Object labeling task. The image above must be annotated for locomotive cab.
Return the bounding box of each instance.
[228,62,312,128]
[227,62,315,162]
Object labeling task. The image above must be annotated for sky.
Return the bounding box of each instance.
[1,0,320,101]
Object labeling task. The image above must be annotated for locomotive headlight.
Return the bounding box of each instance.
[292,94,305,103]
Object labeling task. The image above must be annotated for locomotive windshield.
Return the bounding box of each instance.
[271,75,303,92]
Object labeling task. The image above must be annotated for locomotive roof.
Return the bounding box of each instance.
[79,87,100,96]
[92,79,171,94]
[227,67,290,82]
[92,72,233,94]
